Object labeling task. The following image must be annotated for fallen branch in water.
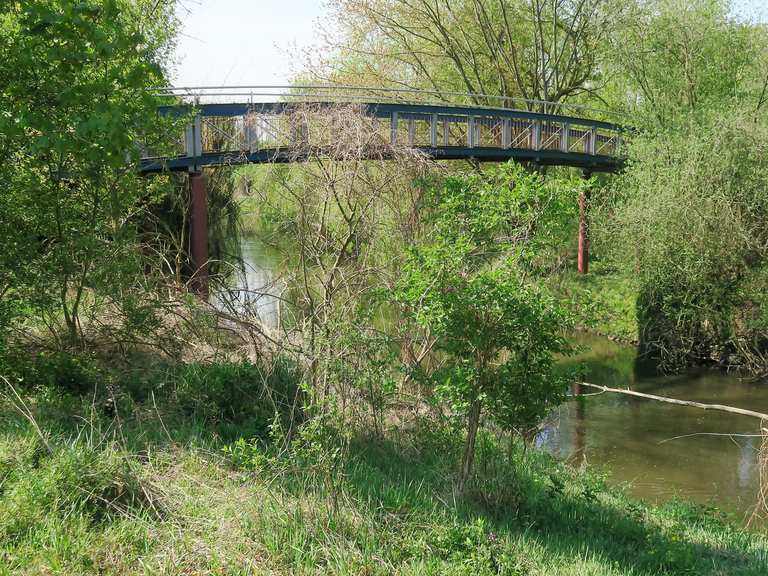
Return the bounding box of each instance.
[658,432,764,444]
[577,382,768,422]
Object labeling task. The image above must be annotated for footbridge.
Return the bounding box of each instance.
[144,86,627,295]
[141,86,626,174]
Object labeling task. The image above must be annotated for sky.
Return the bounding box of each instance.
[172,0,331,87]
[172,0,768,88]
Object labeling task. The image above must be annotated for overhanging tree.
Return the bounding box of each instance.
[0,0,179,347]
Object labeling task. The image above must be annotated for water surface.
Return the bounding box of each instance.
[540,333,768,522]
[222,236,284,329]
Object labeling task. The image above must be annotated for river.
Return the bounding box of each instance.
[222,236,284,329]
[235,236,768,523]
[540,332,767,523]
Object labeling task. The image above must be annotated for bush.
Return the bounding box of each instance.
[396,163,574,489]
[601,110,768,372]
[10,351,101,395]
[169,359,301,432]
[428,518,528,575]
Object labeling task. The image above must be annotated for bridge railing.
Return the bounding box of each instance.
[153,85,625,120]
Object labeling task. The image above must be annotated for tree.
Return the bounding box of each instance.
[396,163,574,490]
[0,1,179,348]
[600,109,768,371]
[238,104,430,432]
[603,0,759,128]
[321,0,618,111]
[591,1,768,371]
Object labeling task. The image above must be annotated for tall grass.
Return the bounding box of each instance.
[2,364,768,575]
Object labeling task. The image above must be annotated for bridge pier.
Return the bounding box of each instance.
[578,171,591,274]
[189,172,209,298]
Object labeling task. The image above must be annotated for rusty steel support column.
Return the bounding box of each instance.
[189,172,209,299]
[578,170,592,274]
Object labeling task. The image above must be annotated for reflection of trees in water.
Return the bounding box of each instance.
[561,332,641,389]
[738,437,757,490]
[215,237,285,331]
[238,240,282,329]
[572,382,586,467]
[535,383,587,466]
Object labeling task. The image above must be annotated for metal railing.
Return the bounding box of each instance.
[153,84,626,119]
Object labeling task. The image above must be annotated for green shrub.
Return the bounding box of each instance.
[170,359,301,432]
[15,352,101,395]
[602,111,768,372]
[429,518,528,575]
[222,436,271,471]
[396,163,575,489]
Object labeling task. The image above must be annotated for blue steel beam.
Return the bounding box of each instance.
[140,147,622,174]
[157,101,623,131]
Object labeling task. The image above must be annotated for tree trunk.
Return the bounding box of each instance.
[459,398,482,492]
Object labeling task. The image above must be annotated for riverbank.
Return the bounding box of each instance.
[2,366,767,575]
[225,234,767,521]
[554,261,639,345]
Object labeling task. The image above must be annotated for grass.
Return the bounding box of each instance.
[1,362,768,575]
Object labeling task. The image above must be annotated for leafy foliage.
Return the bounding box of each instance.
[604,0,763,129]
[601,110,768,370]
[168,360,301,429]
[324,0,615,112]
[0,1,178,347]
[397,163,575,486]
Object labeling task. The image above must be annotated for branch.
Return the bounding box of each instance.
[577,382,768,422]
[755,70,768,117]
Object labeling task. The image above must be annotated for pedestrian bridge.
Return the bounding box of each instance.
[140,86,626,174]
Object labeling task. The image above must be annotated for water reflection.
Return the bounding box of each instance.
[541,333,768,522]
[222,237,283,330]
